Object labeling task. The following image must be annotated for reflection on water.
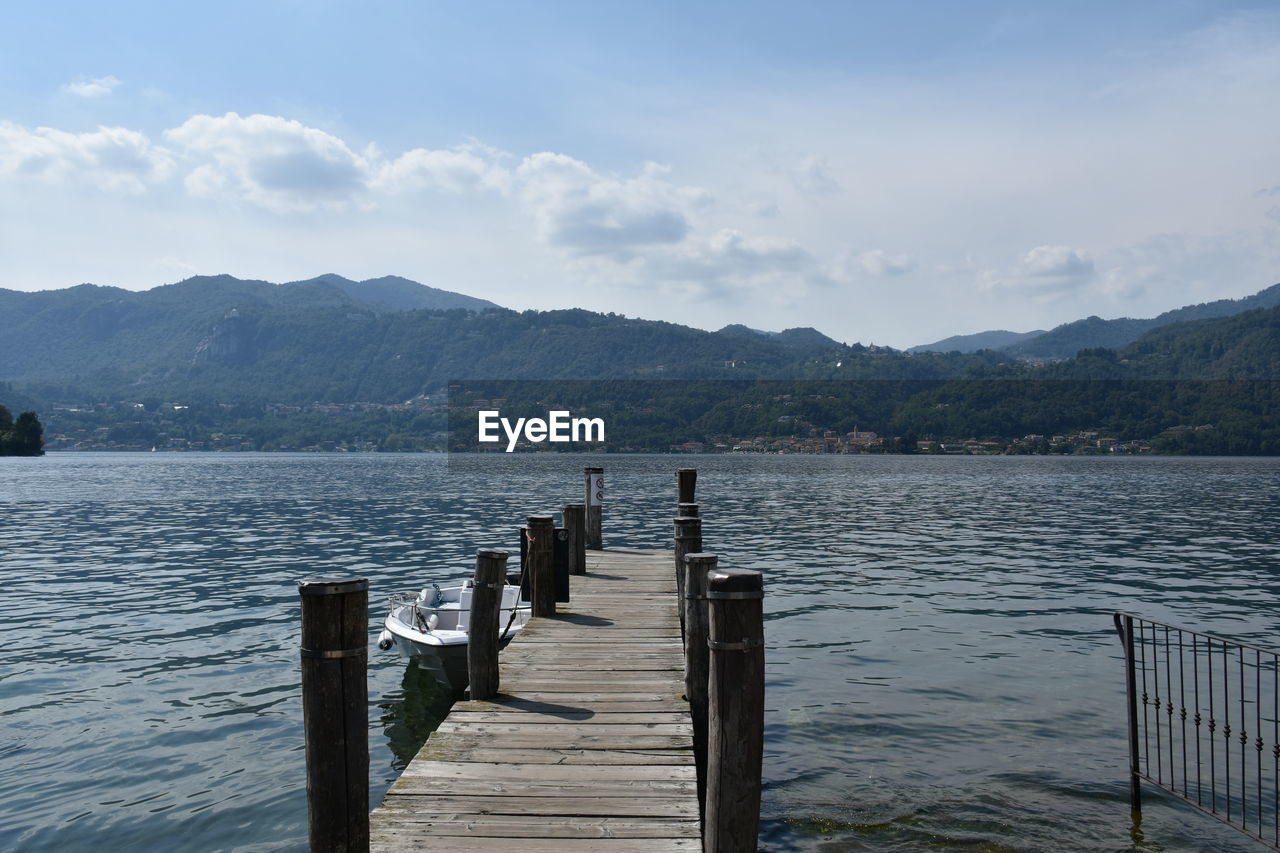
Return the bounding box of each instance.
[376,654,465,770]
[1,452,1278,851]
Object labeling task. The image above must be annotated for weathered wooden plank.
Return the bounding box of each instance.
[377,794,698,818]
[446,711,691,725]
[369,813,698,838]
[370,833,701,851]
[454,692,684,707]
[451,699,688,714]
[386,777,696,798]
[435,721,693,737]
[413,743,693,765]
[397,761,697,782]
[489,681,683,693]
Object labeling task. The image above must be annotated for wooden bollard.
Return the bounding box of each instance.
[527,515,556,617]
[584,466,604,549]
[468,549,507,701]
[677,467,697,505]
[683,552,716,819]
[563,503,586,575]
[705,567,764,853]
[673,516,702,642]
[298,577,369,853]
[678,501,699,519]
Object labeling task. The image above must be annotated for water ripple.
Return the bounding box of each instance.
[2,453,1278,851]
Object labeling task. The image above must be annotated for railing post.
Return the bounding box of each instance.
[683,552,716,823]
[1116,613,1143,813]
[677,467,697,507]
[678,502,699,519]
[469,550,507,701]
[584,466,604,550]
[298,577,369,853]
[563,503,586,575]
[527,515,556,617]
[673,516,702,642]
[705,567,764,853]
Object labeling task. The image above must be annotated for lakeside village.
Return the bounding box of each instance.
[32,396,1217,454]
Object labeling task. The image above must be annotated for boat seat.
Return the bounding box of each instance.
[456,588,472,632]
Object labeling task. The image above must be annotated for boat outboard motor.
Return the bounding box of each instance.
[377,628,394,650]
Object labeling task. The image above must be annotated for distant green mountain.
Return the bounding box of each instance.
[6,273,1278,454]
[908,328,1046,354]
[0,276,998,405]
[1002,283,1280,361]
[285,273,501,313]
[905,283,1280,360]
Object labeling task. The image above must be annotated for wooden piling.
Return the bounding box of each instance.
[677,501,699,519]
[298,577,370,853]
[682,552,716,820]
[527,515,556,617]
[584,466,604,549]
[673,516,702,641]
[468,549,507,701]
[676,468,697,505]
[704,567,764,853]
[563,503,586,575]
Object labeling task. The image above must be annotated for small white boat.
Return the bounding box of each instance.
[377,578,531,658]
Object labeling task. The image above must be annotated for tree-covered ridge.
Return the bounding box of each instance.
[1,280,1005,404]
[0,405,44,456]
[4,274,1280,454]
[907,282,1280,359]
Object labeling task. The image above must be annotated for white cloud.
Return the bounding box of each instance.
[977,245,1096,295]
[594,227,836,304]
[63,75,122,98]
[376,142,510,195]
[858,249,913,277]
[515,153,706,258]
[1020,245,1094,279]
[164,113,374,212]
[0,121,173,193]
[792,155,840,196]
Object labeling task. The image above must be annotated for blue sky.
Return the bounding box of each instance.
[2,1,1278,347]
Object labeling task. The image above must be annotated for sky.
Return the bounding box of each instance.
[2,1,1279,348]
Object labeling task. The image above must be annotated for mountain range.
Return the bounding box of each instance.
[0,273,1003,404]
[909,283,1280,359]
[2,272,1277,453]
[2,274,1279,407]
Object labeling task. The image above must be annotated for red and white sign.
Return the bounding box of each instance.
[594,475,605,503]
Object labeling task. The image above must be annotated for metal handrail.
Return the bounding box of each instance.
[1114,611,1279,850]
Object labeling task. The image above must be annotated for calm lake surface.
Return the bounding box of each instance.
[2,452,1279,851]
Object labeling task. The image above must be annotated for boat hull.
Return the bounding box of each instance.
[380,581,530,659]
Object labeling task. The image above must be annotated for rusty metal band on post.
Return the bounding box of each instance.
[300,646,368,659]
[298,578,369,596]
[707,637,764,651]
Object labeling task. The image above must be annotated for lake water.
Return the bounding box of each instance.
[2,452,1279,851]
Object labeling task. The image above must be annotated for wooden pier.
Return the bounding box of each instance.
[368,548,700,851]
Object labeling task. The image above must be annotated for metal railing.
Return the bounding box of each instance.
[1114,612,1280,849]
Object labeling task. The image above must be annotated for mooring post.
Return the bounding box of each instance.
[705,567,764,853]
[678,501,699,519]
[468,549,507,701]
[298,577,369,853]
[677,467,697,506]
[683,552,716,821]
[584,466,604,549]
[563,503,586,575]
[673,516,702,642]
[527,515,556,617]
